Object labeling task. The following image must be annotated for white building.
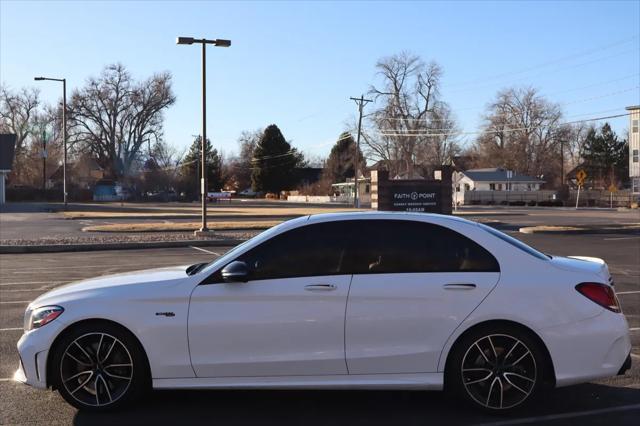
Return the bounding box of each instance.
[330,177,371,204]
[453,168,545,205]
[627,106,639,194]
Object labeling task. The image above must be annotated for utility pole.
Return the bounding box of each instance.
[34,76,67,208]
[42,130,47,191]
[350,95,372,208]
[560,139,564,186]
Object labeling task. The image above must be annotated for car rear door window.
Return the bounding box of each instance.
[236,221,352,280]
[343,220,499,274]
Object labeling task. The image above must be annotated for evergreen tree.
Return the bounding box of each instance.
[323,131,365,183]
[251,124,305,193]
[581,123,628,187]
[180,136,223,199]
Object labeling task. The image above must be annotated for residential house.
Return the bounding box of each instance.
[453,168,545,205]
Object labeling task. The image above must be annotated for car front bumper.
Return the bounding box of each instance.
[15,321,67,390]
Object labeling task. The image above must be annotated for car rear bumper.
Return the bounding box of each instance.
[617,353,632,375]
[541,310,632,387]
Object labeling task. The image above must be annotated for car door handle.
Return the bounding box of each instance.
[304,284,337,291]
[443,283,477,290]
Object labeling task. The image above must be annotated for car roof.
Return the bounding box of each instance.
[305,210,476,227]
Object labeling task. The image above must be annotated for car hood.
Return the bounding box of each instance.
[550,255,610,282]
[30,264,191,307]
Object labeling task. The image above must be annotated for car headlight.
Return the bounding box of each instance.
[25,306,64,331]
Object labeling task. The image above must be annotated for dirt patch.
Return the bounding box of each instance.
[82,220,282,233]
[64,206,358,220]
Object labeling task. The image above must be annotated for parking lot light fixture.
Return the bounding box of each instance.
[34,76,67,209]
[176,36,231,235]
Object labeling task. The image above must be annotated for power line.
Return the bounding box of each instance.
[444,35,639,89]
[374,112,631,138]
[441,47,639,98]
[373,86,639,122]
[250,149,299,162]
[544,73,640,96]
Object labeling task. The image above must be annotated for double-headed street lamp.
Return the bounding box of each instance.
[177,36,231,234]
[34,76,67,208]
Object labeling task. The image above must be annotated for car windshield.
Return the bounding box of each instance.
[477,223,549,261]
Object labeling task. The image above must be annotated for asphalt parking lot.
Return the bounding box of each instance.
[0,233,639,425]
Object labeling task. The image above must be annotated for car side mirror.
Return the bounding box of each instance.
[221,261,250,283]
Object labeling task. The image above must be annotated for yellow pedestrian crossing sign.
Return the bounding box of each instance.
[576,169,587,186]
[608,184,617,193]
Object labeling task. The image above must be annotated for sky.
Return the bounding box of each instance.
[1,0,639,161]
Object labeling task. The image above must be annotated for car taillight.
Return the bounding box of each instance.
[575,282,621,313]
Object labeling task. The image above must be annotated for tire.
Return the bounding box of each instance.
[50,321,150,411]
[446,324,548,413]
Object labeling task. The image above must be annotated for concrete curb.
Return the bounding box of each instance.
[64,214,303,221]
[83,226,271,233]
[0,239,247,254]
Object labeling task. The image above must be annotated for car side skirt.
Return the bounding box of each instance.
[153,373,444,390]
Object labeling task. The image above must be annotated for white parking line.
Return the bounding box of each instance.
[629,328,640,332]
[1,288,54,293]
[603,236,640,241]
[0,378,12,382]
[0,300,31,305]
[474,403,640,426]
[0,281,64,287]
[190,246,220,255]
[1,262,188,272]
[0,327,22,332]
[616,290,640,295]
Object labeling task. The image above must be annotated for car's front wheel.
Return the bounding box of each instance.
[447,324,549,412]
[50,322,149,411]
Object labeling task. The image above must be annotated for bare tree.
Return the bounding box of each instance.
[0,86,41,155]
[473,87,569,186]
[0,86,41,176]
[362,52,459,176]
[67,64,175,178]
[227,129,261,191]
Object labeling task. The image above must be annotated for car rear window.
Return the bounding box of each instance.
[478,223,549,261]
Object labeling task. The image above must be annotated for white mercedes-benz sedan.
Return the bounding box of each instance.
[15,212,631,412]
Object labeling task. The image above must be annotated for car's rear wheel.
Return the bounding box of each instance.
[447,325,548,412]
[51,322,149,411]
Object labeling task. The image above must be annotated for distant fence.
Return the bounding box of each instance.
[568,190,638,208]
[286,194,367,204]
[459,189,638,207]
[461,190,558,205]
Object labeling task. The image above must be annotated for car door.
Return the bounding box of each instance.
[188,220,352,378]
[344,219,501,374]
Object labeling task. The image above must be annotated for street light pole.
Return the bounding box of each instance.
[177,36,231,235]
[34,76,67,209]
[62,78,67,209]
[200,41,208,232]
